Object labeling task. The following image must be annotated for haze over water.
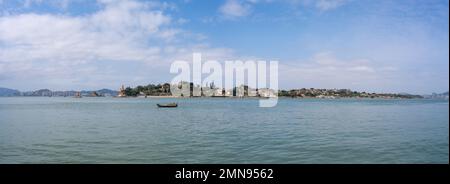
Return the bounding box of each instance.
[0,97,448,163]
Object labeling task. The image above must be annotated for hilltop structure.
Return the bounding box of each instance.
[117,85,126,97]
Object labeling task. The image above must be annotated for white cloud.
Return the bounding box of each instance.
[285,0,350,11]
[347,66,375,73]
[216,0,349,21]
[23,0,43,8]
[56,0,71,10]
[313,53,376,73]
[277,52,402,92]
[0,0,174,63]
[0,0,234,90]
[246,0,274,3]
[315,0,348,11]
[219,0,251,19]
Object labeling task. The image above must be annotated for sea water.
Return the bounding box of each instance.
[0,97,448,163]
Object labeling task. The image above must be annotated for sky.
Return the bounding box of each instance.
[0,0,448,94]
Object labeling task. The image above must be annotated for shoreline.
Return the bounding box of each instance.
[113,95,428,100]
[1,96,443,100]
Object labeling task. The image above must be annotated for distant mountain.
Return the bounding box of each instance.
[19,88,117,97]
[0,87,20,96]
[423,92,449,99]
[96,89,118,96]
[34,89,52,96]
[0,87,118,97]
[21,89,53,96]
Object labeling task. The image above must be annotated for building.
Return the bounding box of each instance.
[258,88,277,98]
[117,85,126,97]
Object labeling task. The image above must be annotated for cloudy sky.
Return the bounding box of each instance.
[0,0,448,94]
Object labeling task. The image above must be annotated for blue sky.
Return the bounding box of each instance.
[0,0,448,94]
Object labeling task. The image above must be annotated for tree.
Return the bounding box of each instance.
[124,87,138,96]
[136,85,145,93]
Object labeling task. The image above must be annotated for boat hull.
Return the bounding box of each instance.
[157,103,178,108]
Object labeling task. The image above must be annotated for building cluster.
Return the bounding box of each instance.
[118,83,423,99]
[120,82,277,98]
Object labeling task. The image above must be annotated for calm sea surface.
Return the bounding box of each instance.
[0,97,448,163]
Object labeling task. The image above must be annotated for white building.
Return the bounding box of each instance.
[258,88,277,98]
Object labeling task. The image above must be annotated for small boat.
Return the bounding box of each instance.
[157,103,178,108]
